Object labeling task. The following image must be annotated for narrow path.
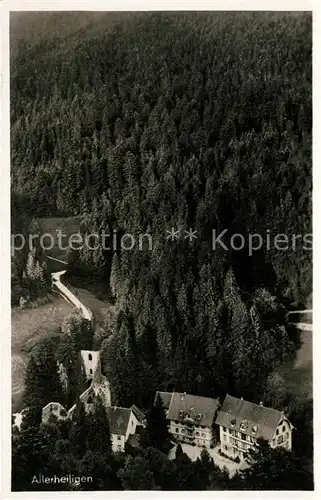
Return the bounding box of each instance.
[287,309,312,315]
[45,253,93,322]
[51,269,93,322]
[47,255,68,266]
[289,322,312,332]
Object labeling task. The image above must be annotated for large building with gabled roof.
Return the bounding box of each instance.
[155,391,220,448]
[215,394,293,461]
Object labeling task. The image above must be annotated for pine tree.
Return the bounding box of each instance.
[110,253,120,299]
[145,394,170,452]
[24,341,63,409]
[241,439,313,490]
[69,400,89,458]
[117,454,157,490]
[175,443,183,459]
[86,396,112,456]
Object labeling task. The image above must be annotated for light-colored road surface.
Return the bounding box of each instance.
[289,322,312,332]
[51,269,93,322]
[48,254,93,322]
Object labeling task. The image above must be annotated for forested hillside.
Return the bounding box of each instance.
[11,12,312,406]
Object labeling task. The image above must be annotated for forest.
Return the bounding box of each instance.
[10,11,312,490]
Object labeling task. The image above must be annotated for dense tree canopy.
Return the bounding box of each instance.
[11,11,312,491]
[11,12,311,406]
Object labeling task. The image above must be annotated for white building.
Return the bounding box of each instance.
[80,350,101,381]
[215,395,293,461]
[155,391,220,448]
[106,406,140,452]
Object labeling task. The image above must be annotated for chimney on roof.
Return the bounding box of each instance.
[180,392,186,401]
[260,401,263,406]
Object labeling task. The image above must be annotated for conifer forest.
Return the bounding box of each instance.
[10,11,313,491]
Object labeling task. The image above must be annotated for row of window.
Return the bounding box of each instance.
[172,420,206,429]
[223,428,248,441]
[223,423,288,438]
[222,445,245,459]
[276,424,287,436]
[176,434,207,447]
[224,435,254,449]
[224,431,289,449]
[272,432,289,446]
[174,427,206,438]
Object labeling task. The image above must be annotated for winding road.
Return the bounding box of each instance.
[48,256,93,322]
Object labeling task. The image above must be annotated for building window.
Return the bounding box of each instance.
[117,435,122,440]
[223,426,226,432]
[285,432,289,439]
[181,429,185,434]
[195,431,199,436]
[117,445,122,451]
[223,445,227,451]
[282,425,286,432]
[222,434,226,441]
[276,428,279,435]
[241,433,246,441]
[277,435,284,445]
[176,428,179,433]
[88,354,92,361]
[201,433,206,438]
[240,421,248,432]
[89,368,93,375]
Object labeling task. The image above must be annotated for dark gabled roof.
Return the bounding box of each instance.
[154,391,173,410]
[106,406,131,436]
[131,404,146,422]
[215,395,284,441]
[167,392,220,427]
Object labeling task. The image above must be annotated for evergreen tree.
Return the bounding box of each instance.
[240,439,313,490]
[117,454,157,490]
[24,341,63,409]
[69,400,89,458]
[86,396,112,456]
[145,394,170,452]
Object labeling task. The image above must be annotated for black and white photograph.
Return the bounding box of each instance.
[4,3,314,493]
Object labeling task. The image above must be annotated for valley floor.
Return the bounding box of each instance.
[11,296,74,412]
[11,283,115,412]
[272,327,312,400]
